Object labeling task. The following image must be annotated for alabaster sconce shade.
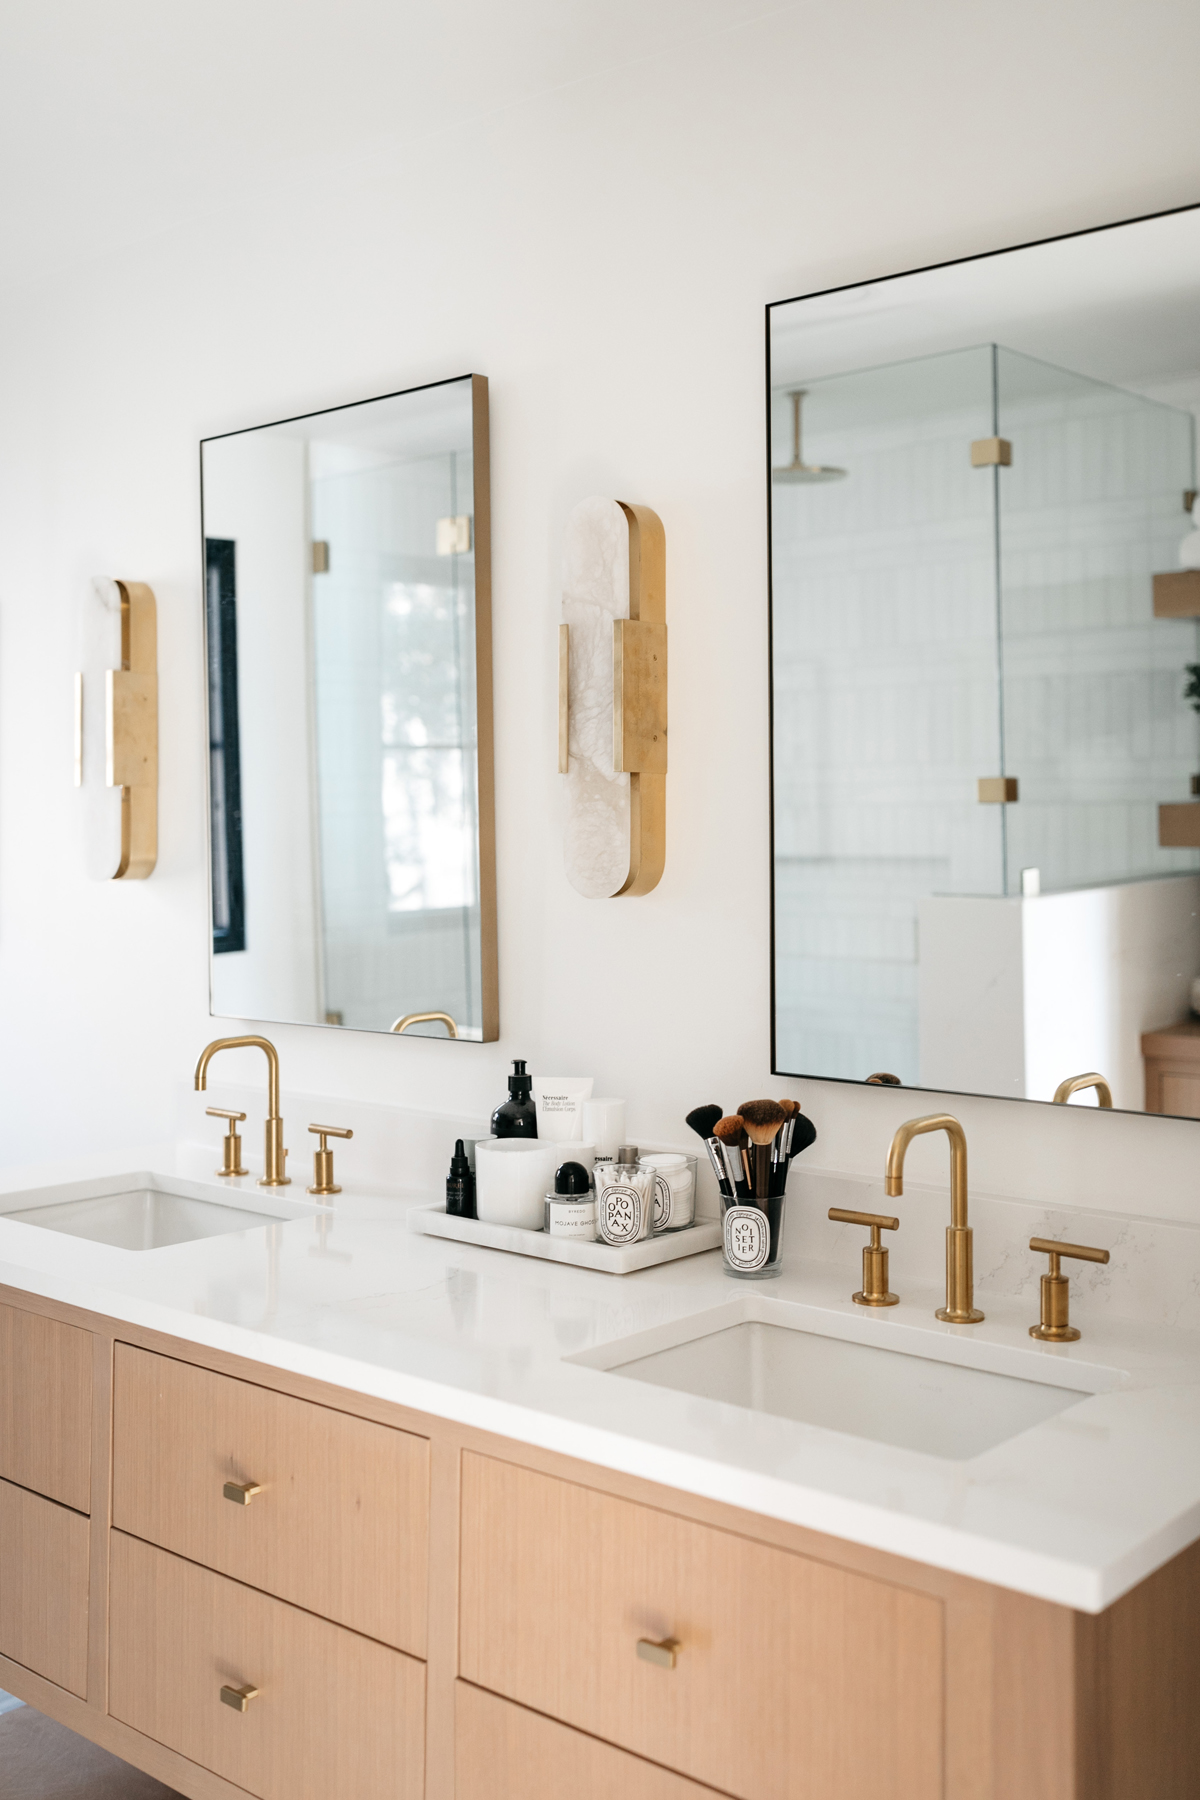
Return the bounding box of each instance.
[559,497,666,898]
[75,578,158,879]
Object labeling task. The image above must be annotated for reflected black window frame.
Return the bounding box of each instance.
[205,537,246,955]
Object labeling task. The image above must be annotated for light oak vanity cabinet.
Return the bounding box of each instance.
[0,1281,1197,1800]
[0,1301,93,1697]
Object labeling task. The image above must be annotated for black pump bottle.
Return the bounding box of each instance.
[491,1059,538,1138]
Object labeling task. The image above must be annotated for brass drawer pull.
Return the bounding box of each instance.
[220,1684,260,1713]
[636,1636,679,1670]
[222,1480,264,1506]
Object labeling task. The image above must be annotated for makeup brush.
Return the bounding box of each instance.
[776,1097,801,1159]
[685,1106,729,1195]
[685,1104,724,1143]
[740,1100,787,1199]
[713,1114,751,1198]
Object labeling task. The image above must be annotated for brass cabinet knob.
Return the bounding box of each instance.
[829,1207,900,1307]
[308,1123,352,1196]
[220,1684,260,1713]
[636,1637,679,1670]
[207,1107,249,1179]
[222,1480,263,1506]
[1029,1237,1110,1342]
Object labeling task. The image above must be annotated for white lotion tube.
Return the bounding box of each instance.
[531,1075,594,1143]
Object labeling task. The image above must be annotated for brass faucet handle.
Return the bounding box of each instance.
[307,1123,352,1197]
[829,1207,900,1308]
[206,1107,249,1178]
[1029,1237,1110,1342]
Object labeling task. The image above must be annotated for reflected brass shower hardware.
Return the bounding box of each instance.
[1152,570,1200,617]
[636,1637,679,1670]
[308,1123,352,1195]
[312,540,330,573]
[220,1684,260,1713]
[194,1036,289,1186]
[436,515,472,555]
[559,500,667,897]
[970,437,1012,467]
[1028,1237,1110,1341]
[206,1107,249,1177]
[75,579,158,878]
[772,390,847,483]
[1158,801,1200,847]
[829,1207,900,1307]
[222,1480,263,1506]
[886,1113,984,1324]
[391,1011,459,1038]
[1053,1072,1113,1108]
[866,1072,901,1085]
[978,777,1019,803]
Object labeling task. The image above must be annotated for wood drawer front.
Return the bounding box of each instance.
[0,1301,92,1512]
[460,1454,943,1800]
[109,1531,425,1800]
[112,1343,429,1653]
[457,1681,733,1800]
[0,1477,89,1697]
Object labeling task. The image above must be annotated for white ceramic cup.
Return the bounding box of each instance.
[475,1140,562,1229]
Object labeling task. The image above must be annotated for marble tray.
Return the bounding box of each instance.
[407,1204,722,1273]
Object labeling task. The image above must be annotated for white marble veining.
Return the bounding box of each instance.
[562,496,631,898]
[0,1136,1198,1614]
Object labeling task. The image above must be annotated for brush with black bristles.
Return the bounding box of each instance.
[739,1099,788,1199]
[713,1114,751,1199]
[686,1103,730,1197]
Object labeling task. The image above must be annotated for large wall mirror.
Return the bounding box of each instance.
[769,206,1200,1116]
[201,374,497,1041]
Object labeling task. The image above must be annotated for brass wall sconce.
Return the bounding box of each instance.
[75,578,158,879]
[559,497,666,898]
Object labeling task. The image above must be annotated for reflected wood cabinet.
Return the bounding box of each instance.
[0,1282,1197,1800]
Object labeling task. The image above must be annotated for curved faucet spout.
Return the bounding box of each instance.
[194,1035,281,1118]
[194,1036,288,1187]
[885,1112,968,1227]
[1052,1071,1113,1109]
[885,1111,981,1324]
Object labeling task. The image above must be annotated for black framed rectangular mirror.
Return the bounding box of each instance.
[768,206,1200,1116]
[201,374,497,1041]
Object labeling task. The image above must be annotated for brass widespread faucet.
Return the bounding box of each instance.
[885,1113,983,1324]
[1053,1071,1113,1108]
[194,1036,290,1187]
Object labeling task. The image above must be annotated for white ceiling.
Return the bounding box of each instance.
[0,0,769,292]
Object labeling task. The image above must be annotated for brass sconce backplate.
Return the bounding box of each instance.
[76,578,158,880]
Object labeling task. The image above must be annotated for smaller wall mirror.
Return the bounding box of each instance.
[202,375,497,1041]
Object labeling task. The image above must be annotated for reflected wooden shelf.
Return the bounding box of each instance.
[1141,1018,1200,1118]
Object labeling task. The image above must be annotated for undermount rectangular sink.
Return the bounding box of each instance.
[0,1174,314,1252]
[571,1298,1124,1461]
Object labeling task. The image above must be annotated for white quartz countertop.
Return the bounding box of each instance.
[1,1143,1198,1615]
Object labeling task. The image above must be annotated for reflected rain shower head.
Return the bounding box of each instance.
[773,389,847,484]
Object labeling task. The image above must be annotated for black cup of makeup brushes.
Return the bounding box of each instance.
[719,1100,811,1279]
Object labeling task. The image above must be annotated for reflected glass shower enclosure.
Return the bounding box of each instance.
[770,344,1198,1094]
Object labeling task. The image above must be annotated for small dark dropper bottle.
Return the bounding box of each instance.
[446,1140,476,1218]
[491,1059,538,1139]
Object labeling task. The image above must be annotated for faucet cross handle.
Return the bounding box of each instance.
[206,1107,249,1178]
[1029,1237,1110,1342]
[829,1207,900,1308]
[307,1124,352,1197]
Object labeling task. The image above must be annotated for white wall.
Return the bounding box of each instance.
[2,0,1200,1217]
